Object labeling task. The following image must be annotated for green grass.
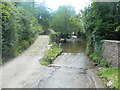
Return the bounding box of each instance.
[97,67,120,89]
[40,42,62,65]
[89,53,109,67]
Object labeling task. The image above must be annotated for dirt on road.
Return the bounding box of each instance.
[0,35,49,88]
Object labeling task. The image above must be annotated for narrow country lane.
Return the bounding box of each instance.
[0,35,49,88]
[1,2,119,89]
[34,53,105,88]
[0,35,105,88]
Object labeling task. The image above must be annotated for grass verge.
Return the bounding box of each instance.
[89,53,109,67]
[40,42,62,65]
[97,67,120,89]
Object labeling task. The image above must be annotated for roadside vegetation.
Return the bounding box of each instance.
[40,43,62,65]
[1,2,51,62]
[51,5,84,38]
[1,2,38,62]
[97,67,120,89]
[82,2,120,59]
[82,2,120,89]
[89,53,109,67]
[1,1,120,88]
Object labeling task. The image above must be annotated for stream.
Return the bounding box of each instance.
[60,39,87,53]
[34,38,105,88]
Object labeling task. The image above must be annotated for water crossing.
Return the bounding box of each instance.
[34,39,105,88]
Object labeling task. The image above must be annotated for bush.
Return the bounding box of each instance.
[21,40,29,50]
[40,43,62,65]
[90,53,96,59]
[28,36,37,45]
[1,2,40,62]
[93,56,100,62]
[99,59,108,67]
[86,42,94,56]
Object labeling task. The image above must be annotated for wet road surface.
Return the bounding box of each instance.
[0,37,105,88]
[34,53,105,88]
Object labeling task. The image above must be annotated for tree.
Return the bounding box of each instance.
[51,5,76,34]
[1,2,41,61]
[81,2,120,42]
[15,2,52,31]
[35,3,52,31]
[81,2,120,55]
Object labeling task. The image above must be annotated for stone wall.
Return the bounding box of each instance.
[102,40,120,67]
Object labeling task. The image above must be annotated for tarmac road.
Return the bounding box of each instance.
[34,53,105,88]
[0,35,49,88]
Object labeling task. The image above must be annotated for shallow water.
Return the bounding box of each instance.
[61,39,87,53]
[34,38,105,88]
[35,53,105,88]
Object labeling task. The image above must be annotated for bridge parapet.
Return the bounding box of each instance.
[102,40,120,67]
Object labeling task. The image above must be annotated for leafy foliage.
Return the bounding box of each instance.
[89,53,109,67]
[41,43,62,65]
[35,3,52,31]
[51,5,83,35]
[14,2,52,33]
[1,2,41,61]
[82,2,120,56]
